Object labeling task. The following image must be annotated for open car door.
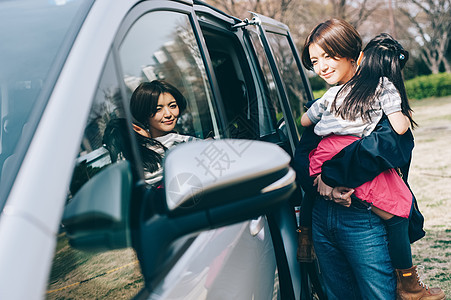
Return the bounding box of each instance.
[243,12,326,300]
[244,13,314,154]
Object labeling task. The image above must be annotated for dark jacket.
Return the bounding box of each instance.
[321,116,414,188]
[291,100,425,243]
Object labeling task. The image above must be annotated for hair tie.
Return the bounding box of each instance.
[399,53,405,60]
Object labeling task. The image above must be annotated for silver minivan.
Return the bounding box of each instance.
[0,0,321,299]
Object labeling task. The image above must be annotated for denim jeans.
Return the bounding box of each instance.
[312,197,396,300]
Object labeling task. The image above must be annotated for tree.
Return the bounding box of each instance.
[204,0,384,48]
[203,0,447,78]
[398,0,451,73]
[329,0,381,29]
[204,0,320,47]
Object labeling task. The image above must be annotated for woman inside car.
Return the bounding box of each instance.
[129,80,197,186]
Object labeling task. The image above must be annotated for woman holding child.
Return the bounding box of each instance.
[293,19,445,300]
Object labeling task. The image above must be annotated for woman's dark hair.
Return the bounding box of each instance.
[130,80,187,131]
[134,131,166,173]
[301,19,362,70]
[103,118,165,173]
[332,33,416,128]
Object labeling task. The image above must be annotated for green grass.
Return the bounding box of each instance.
[411,228,451,292]
[409,95,451,296]
[409,95,451,107]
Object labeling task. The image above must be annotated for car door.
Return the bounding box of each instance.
[246,13,327,300]
[198,10,322,299]
[244,13,314,154]
[45,1,282,300]
[117,2,282,299]
[193,6,315,299]
[116,3,281,299]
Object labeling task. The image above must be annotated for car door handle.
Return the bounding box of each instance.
[249,216,265,236]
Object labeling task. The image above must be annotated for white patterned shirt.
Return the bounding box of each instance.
[144,132,197,185]
[306,77,402,137]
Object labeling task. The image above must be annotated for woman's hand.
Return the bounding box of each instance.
[330,187,354,207]
[314,175,354,207]
[314,174,333,197]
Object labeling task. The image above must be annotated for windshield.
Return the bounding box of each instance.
[0,0,92,209]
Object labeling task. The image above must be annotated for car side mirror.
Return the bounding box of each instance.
[164,139,295,219]
[62,161,133,252]
[136,139,296,284]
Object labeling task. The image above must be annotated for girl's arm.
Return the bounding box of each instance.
[387,111,410,135]
[301,112,313,127]
[301,95,326,127]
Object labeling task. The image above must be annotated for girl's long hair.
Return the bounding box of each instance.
[332,33,416,128]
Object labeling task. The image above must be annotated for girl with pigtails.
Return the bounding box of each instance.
[294,19,445,300]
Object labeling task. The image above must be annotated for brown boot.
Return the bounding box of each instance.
[296,226,315,263]
[396,265,445,300]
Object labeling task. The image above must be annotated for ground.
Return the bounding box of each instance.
[409,96,451,296]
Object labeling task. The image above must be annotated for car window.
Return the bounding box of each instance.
[202,29,259,139]
[246,29,282,137]
[0,0,92,212]
[265,32,310,136]
[45,53,144,299]
[118,10,219,140]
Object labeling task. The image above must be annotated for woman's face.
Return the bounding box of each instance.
[309,43,356,85]
[148,92,180,138]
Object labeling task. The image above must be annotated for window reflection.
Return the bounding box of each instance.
[119,11,218,139]
[247,29,281,137]
[202,31,259,140]
[46,53,143,299]
[265,32,309,135]
[0,0,89,207]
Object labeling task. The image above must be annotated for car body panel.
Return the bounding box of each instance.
[0,1,138,297]
[148,221,277,299]
[0,1,316,299]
